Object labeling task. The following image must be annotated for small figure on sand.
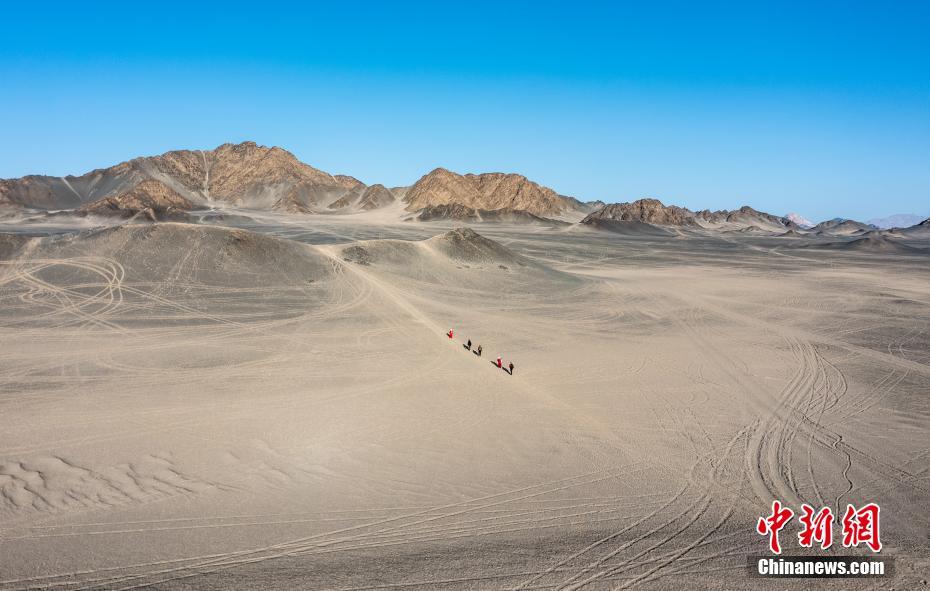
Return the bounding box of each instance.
[464,339,472,351]
[496,356,502,369]
[508,362,514,375]
[447,328,454,339]
[475,345,482,357]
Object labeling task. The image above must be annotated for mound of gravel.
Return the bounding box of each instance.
[425,227,527,265]
[340,240,422,267]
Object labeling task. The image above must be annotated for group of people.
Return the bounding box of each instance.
[447,329,514,375]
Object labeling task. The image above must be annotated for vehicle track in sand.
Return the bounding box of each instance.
[505,279,762,590]
[529,409,755,590]
[0,258,127,333]
[689,292,930,512]
[3,228,927,591]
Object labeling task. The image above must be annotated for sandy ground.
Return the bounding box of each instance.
[0,216,928,590]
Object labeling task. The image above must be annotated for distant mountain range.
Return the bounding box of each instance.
[0,142,365,214]
[580,199,802,233]
[2,141,928,237]
[0,142,603,221]
[866,213,926,229]
[808,218,878,235]
[786,212,813,228]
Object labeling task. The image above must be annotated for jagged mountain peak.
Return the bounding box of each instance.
[0,141,365,213]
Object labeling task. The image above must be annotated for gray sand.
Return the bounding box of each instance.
[0,218,928,590]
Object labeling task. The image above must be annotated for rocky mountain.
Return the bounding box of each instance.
[582,199,696,226]
[581,199,801,233]
[1,145,588,221]
[403,168,580,217]
[0,142,364,214]
[582,200,608,212]
[76,179,196,221]
[6,143,916,237]
[731,206,798,230]
[413,203,568,225]
[358,185,395,211]
[328,184,396,211]
[867,213,925,229]
[413,203,482,222]
[326,188,363,210]
[693,206,798,230]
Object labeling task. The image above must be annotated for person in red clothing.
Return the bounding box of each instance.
[496,356,502,369]
[447,328,454,339]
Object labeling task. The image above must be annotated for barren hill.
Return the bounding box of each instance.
[0,142,364,213]
[403,168,579,217]
[15,223,336,286]
[724,206,796,229]
[413,203,567,225]
[581,199,696,226]
[811,218,877,236]
[328,184,396,211]
[76,179,196,221]
[582,199,800,233]
[425,227,527,264]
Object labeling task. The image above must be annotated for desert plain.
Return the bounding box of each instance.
[0,212,928,590]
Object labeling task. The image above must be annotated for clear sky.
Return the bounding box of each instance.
[1,1,928,222]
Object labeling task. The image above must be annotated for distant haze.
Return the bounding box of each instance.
[867,213,927,229]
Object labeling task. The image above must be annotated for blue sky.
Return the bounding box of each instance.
[1,1,928,222]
